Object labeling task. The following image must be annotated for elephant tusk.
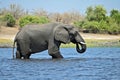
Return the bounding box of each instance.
[80,42,86,45]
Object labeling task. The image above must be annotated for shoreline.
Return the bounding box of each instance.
[0,39,120,48]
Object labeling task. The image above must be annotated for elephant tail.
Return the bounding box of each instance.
[12,39,16,59]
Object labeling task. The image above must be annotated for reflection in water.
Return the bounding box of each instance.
[0,48,120,80]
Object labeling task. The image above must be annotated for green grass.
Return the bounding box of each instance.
[0,39,13,47]
[61,39,120,48]
[0,39,12,43]
[86,39,120,47]
[60,43,76,48]
[0,38,120,48]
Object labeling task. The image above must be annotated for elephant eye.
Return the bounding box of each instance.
[70,33,74,36]
[74,31,78,36]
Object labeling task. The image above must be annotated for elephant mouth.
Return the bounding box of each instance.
[76,42,86,53]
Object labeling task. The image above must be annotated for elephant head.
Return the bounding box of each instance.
[54,24,86,53]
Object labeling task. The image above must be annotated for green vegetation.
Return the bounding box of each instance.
[61,43,75,48]
[0,13,16,27]
[0,39,13,48]
[85,39,120,47]
[74,5,120,35]
[4,13,16,27]
[19,15,49,27]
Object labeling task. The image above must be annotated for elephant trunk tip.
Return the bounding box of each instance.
[76,42,86,53]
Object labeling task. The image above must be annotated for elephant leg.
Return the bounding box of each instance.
[18,40,31,59]
[49,50,63,59]
[48,42,63,59]
[16,50,22,59]
[23,53,31,59]
[16,42,22,59]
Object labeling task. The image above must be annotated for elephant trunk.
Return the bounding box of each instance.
[76,42,86,53]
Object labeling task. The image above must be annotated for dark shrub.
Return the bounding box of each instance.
[4,14,16,27]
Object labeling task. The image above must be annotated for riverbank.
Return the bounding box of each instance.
[0,26,120,48]
[61,39,120,48]
[0,26,18,48]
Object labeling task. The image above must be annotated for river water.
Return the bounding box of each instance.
[0,48,120,80]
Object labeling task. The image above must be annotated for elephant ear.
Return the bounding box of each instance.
[54,26,70,43]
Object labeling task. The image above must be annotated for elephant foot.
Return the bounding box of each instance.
[22,54,31,59]
[51,53,63,59]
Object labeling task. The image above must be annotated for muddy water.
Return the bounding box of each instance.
[0,48,120,80]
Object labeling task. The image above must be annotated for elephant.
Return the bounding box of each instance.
[13,22,86,59]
